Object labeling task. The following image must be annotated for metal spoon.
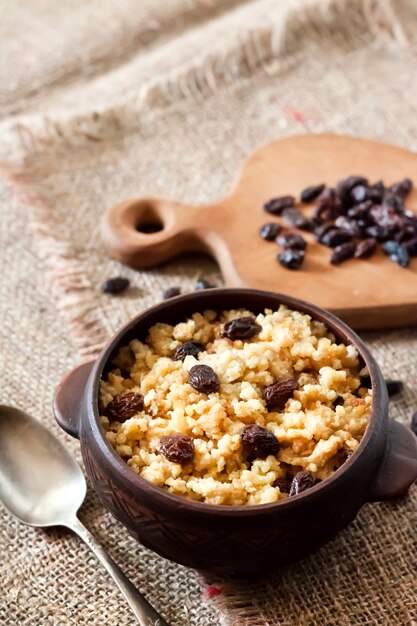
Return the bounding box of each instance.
[0,405,169,626]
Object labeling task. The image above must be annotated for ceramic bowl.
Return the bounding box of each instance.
[54,289,417,576]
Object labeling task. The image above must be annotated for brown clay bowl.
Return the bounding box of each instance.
[54,289,417,577]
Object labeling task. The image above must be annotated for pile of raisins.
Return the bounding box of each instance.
[260,176,417,270]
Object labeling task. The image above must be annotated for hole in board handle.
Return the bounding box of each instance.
[136,221,163,233]
[134,202,164,234]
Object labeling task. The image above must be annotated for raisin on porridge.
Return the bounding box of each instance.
[99,306,372,506]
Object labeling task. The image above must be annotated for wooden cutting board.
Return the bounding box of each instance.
[101,134,417,330]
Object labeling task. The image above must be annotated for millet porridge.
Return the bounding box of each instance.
[100,306,372,505]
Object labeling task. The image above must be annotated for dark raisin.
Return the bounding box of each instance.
[313,203,340,223]
[106,392,144,421]
[389,178,412,199]
[350,184,368,204]
[411,411,417,436]
[263,196,295,215]
[188,364,220,393]
[382,240,402,257]
[163,286,181,299]
[356,219,369,231]
[316,187,340,208]
[160,434,195,465]
[334,216,352,231]
[366,181,385,203]
[311,214,324,228]
[347,200,373,220]
[383,226,402,242]
[385,379,404,397]
[240,424,279,461]
[195,278,215,290]
[300,184,325,203]
[260,222,282,241]
[276,232,307,250]
[315,223,335,240]
[334,216,363,238]
[382,241,410,268]
[277,249,305,270]
[354,238,377,259]
[371,180,385,194]
[333,448,353,470]
[175,341,206,361]
[118,367,132,380]
[336,176,368,208]
[371,205,404,234]
[101,277,130,294]
[289,471,315,496]
[330,241,357,265]
[383,192,404,213]
[282,207,314,231]
[222,316,261,340]
[360,375,372,388]
[364,225,388,243]
[405,237,417,256]
[263,378,298,411]
[273,476,293,493]
[390,246,410,267]
[302,367,319,380]
[404,209,417,227]
[320,228,353,248]
[394,224,417,243]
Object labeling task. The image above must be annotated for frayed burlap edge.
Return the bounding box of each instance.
[1,169,109,359]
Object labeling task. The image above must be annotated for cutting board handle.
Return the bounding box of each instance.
[101,197,211,268]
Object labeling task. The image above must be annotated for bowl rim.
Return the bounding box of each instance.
[88,288,387,516]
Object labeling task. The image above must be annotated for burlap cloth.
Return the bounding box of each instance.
[1,0,416,624]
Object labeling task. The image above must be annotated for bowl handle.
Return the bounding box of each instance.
[368,419,417,501]
[53,361,95,439]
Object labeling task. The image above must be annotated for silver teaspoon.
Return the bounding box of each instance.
[0,405,169,626]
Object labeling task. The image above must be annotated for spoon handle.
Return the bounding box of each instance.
[67,516,170,626]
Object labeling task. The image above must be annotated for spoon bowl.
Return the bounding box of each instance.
[0,404,169,626]
[0,405,86,526]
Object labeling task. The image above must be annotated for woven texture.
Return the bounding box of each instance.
[0,0,416,624]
